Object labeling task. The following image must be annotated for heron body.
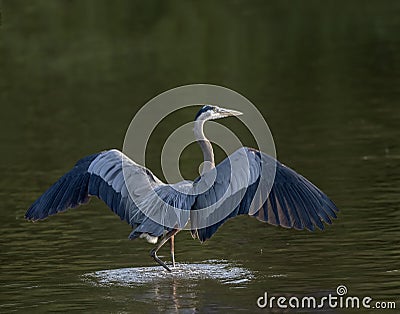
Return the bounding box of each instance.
[26,105,338,271]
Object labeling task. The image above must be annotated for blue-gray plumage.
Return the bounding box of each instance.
[26,105,338,272]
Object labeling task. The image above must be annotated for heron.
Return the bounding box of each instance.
[26,105,338,272]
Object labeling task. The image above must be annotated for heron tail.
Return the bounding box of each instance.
[25,153,100,221]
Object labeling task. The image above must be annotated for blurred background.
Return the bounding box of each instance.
[1,1,399,313]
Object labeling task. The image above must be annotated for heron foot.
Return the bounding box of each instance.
[150,248,171,272]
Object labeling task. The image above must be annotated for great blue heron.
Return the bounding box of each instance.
[26,105,338,271]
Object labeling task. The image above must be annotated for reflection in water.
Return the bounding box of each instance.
[147,278,198,313]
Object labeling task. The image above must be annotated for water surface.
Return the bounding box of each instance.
[1,1,400,313]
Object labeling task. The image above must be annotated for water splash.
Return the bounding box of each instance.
[83,260,254,287]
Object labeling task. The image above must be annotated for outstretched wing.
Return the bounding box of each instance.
[26,149,197,239]
[25,149,163,228]
[191,147,339,242]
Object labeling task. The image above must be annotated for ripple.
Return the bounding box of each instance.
[82,260,254,287]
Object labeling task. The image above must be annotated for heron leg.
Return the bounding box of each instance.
[150,229,179,272]
[170,234,175,268]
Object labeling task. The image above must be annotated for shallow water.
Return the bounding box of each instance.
[1,1,400,313]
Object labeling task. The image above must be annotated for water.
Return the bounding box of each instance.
[1,1,400,313]
[84,261,254,287]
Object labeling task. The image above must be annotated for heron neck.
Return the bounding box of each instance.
[194,120,215,173]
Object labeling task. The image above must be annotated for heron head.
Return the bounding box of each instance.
[194,105,243,121]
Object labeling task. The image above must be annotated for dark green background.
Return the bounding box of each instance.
[1,1,399,313]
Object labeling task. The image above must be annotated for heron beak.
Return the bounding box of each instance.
[217,107,243,118]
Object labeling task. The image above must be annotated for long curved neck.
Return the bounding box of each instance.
[194,120,215,174]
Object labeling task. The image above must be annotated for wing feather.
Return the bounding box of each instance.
[191,147,339,242]
[26,150,160,226]
[26,149,197,240]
